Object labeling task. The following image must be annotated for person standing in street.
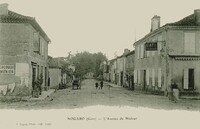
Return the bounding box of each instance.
[100,81,103,89]
[95,81,98,89]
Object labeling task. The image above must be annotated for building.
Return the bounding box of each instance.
[48,56,71,87]
[124,50,135,90]
[133,9,200,95]
[108,58,117,84]
[0,4,50,96]
[116,55,124,86]
[48,66,61,89]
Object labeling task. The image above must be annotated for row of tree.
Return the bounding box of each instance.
[70,51,107,79]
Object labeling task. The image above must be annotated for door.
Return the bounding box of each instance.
[143,70,146,90]
[184,68,194,90]
[32,66,36,88]
[121,72,123,86]
[45,67,47,86]
[189,69,194,89]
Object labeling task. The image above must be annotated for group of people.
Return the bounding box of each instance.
[95,81,103,89]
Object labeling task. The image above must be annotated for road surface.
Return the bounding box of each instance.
[0,79,200,110]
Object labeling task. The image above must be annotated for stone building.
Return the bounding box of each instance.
[49,66,61,89]
[0,4,50,96]
[124,50,135,90]
[134,9,200,95]
[116,55,124,86]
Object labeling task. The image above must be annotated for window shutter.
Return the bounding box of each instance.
[158,68,162,87]
[152,69,155,86]
[138,70,140,83]
[146,69,149,85]
[137,46,140,59]
[184,33,195,53]
[134,70,137,83]
[33,33,39,52]
[184,69,189,89]
[140,44,144,58]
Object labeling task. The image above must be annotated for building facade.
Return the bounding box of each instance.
[134,9,200,94]
[124,50,135,90]
[49,66,61,88]
[0,4,50,96]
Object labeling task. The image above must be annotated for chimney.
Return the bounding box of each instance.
[151,15,160,32]
[0,3,8,15]
[194,9,200,25]
[123,49,130,55]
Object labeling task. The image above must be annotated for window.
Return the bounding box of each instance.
[137,46,140,59]
[184,33,195,53]
[152,69,155,86]
[146,69,149,85]
[37,65,39,78]
[184,68,194,90]
[138,70,141,83]
[134,70,137,83]
[140,44,144,58]
[41,66,43,76]
[158,68,162,87]
[33,33,39,53]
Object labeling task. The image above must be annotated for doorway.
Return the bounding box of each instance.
[188,69,194,90]
[32,65,36,88]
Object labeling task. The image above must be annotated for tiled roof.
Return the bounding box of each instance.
[165,14,198,26]
[0,10,51,42]
[134,12,200,46]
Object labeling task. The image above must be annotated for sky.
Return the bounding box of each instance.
[1,0,200,59]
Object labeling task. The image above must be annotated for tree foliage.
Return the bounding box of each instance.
[70,51,107,78]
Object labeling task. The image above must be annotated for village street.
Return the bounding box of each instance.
[0,79,200,111]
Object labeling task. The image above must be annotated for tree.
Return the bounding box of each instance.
[70,51,107,78]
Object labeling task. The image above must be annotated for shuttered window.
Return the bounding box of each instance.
[138,70,141,83]
[146,69,149,85]
[158,68,162,87]
[152,69,155,86]
[183,69,189,89]
[140,44,144,58]
[134,70,137,83]
[137,46,140,59]
[33,33,39,52]
[184,33,195,53]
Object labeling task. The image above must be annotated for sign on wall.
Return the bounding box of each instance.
[0,65,15,74]
[145,42,157,51]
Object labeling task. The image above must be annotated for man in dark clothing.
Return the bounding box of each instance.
[95,82,98,89]
[100,81,103,89]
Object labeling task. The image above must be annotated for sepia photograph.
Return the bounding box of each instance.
[0,0,200,129]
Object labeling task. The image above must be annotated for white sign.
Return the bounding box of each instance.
[0,65,15,74]
[15,63,29,77]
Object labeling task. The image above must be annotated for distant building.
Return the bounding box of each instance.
[0,4,51,96]
[107,58,117,84]
[134,9,200,95]
[49,66,61,89]
[48,57,70,87]
[124,50,135,90]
